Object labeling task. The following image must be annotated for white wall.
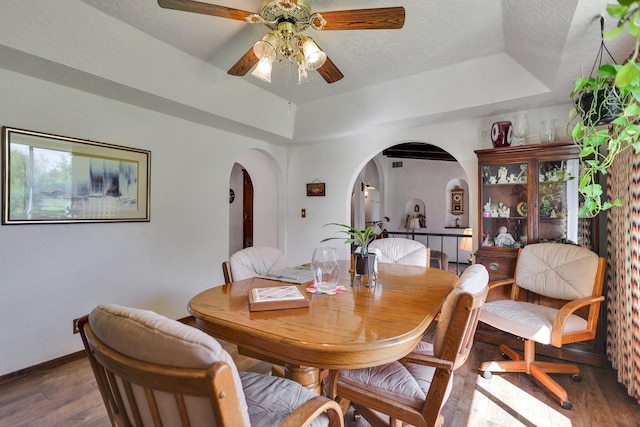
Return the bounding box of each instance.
[286,104,573,266]
[0,69,286,376]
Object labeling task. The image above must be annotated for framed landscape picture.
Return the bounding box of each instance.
[2,127,150,224]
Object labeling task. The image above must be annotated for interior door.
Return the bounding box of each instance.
[242,169,253,248]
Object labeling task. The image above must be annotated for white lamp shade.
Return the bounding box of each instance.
[253,32,278,62]
[459,228,473,251]
[251,58,273,83]
[407,218,421,229]
[301,38,327,70]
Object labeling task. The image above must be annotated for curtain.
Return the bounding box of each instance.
[606,145,640,403]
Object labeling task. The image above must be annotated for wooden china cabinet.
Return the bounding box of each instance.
[474,142,606,366]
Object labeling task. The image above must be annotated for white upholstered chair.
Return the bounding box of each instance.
[222,246,287,283]
[80,304,343,427]
[329,264,489,427]
[479,243,605,410]
[368,238,430,267]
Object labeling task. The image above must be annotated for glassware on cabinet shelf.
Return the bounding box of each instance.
[540,119,557,144]
[513,112,530,145]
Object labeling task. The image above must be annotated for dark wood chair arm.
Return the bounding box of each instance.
[400,352,454,372]
[281,395,344,427]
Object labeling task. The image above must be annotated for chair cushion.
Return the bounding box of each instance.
[339,341,452,412]
[369,238,427,267]
[241,372,328,427]
[515,243,599,300]
[480,300,588,345]
[89,304,250,426]
[433,264,489,355]
[230,246,288,281]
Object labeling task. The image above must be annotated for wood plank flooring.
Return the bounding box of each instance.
[2,336,640,426]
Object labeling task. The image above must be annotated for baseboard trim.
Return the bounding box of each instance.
[0,315,197,385]
[0,350,86,385]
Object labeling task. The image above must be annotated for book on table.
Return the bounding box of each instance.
[248,284,310,312]
[258,267,314,284]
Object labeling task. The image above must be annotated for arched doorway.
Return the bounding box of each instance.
[228,149,284,256]
[352,142,472,270]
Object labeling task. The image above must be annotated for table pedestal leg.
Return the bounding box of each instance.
[284,363,321,394]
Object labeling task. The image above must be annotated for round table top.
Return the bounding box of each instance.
[189,262,457,369]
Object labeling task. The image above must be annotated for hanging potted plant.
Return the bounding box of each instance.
[570,0,640,217]
[321,222,380,275]
[572,17,625,127]
[572,65,624,127]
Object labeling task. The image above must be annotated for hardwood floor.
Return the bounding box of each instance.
[2,337,640,426]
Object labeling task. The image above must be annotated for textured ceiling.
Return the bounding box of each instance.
[79,0,507,105]
[78,0,610,106]
[8,0,633,144]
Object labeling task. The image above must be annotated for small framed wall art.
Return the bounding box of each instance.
[306,180,325,197]
[2,127,151,224]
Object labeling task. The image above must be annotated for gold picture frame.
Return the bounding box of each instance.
[306,182,325,197]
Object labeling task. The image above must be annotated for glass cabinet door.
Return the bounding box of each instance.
[538,159,591,247]
[480,162,528,248]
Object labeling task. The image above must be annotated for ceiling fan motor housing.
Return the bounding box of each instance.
[260,0,312,32]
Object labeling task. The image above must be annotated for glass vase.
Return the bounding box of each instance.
[540,119,557,144]
[513,112,529,145]
[311,247,339,293]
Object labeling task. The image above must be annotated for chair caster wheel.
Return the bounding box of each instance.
[561,401,573,410]
[572,374,582,382]
[353,411,361,421]
[481,371,492,380]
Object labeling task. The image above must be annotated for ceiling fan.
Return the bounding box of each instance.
[157,0,405,84]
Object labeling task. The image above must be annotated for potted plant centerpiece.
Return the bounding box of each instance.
[570,0,640,217]
[321,222,381,276]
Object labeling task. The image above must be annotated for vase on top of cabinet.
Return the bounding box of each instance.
[475,142,597,282]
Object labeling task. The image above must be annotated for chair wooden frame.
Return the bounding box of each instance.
[329,289,487,427]
[222,260,232,284]
[79,315,343,427]
[479,248,606,409]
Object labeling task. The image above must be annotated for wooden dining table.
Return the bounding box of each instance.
[188,261,458,393]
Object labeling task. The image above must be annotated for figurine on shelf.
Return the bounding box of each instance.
[484,199,492,215]
[497,166,509,183]
[497,203,510,218]
[517,164,528,182]
[494,226,516,247]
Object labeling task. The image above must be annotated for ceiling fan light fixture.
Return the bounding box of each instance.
[301,37,326,70]
[253,31,278,61]
[251,58,273,83]
[297,53,311,84]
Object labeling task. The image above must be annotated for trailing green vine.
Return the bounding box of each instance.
[571,0,640,217]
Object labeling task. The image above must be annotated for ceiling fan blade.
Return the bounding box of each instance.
[157,0,252,21]
[317,7,405,30]
[227,47,258,76]
[317,56,344,84]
